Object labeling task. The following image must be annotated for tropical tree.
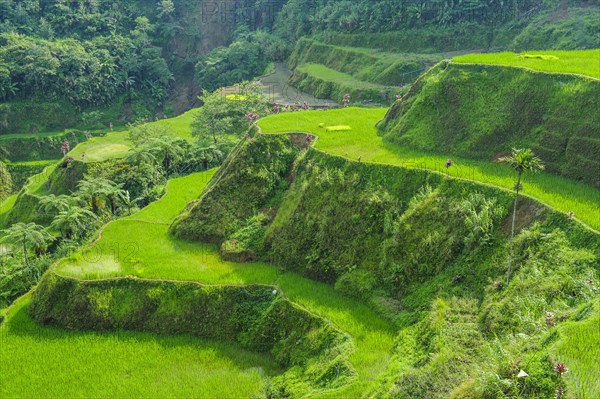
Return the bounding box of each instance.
[499,148,544,282]
[51,206,97,240]
[38,194,80,216]
[101,182,127,215]
[76,177,125,214]
[0,222,54,274]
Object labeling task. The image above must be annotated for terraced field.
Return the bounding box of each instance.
[454,49,600,79]
[258,108,600,231]
[0,170,396,398]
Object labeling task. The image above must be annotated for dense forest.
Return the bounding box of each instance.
[1,0,598,129]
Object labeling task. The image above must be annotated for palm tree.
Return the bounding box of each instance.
[146,137,186,175]
[77,177,123,214]
[101,183,127,215]
[127,146,157,166]
[499,148,544,282]
[51,207,97,240]
[0,223,54,275]
[38,194,80,216]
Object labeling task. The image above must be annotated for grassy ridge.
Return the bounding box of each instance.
[258,108,600,231]
[289,38,440,85]
[454,49,600,79]
[287,38,441,104]
[29,272,355,397]
[289,63,398,104]
[0,295,278,399]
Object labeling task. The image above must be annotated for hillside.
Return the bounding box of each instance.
[379,57,600,188]
[286,38,441,104]
[170,132,599,398]
[1,2,599,399]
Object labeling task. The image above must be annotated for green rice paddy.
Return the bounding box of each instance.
[454,49,600,79]
[0,295,280,399]
[42,170,395,398]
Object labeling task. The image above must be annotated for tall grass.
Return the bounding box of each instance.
[258,108,600,230]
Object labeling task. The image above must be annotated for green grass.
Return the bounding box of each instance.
[150,108,200,141]
[258,108,600,231]
[54,170,396,398]
[454,49,600,79]
[552,303,600,398]
[68,131,131,163]
[68,108,200,163]
[297,63,395,90]
[0,295,279,399]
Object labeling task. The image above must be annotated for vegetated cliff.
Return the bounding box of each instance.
[29,273,355,398]
[288,39,440,86]
[171,133,599,398]
[378,61,600,188]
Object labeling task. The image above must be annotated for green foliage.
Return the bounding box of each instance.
[0,32,172,108]
[0,160,12,199]
[196,30,288,92]
[480,225,597,336]
[313,25,491,53]
[274,0,559,39]
[0,256,52,308]
[512,8,600,51]
[379,61,600,188]
[171,134,300,242]
[192,83,270,144]
[29,273,355,397]
[0,221,53,275]
[221,213,269,262]
[458,193,505,249]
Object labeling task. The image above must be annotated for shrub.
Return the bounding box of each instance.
[334,269,378,300]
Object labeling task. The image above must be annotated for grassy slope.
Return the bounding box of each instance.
[53,170,395,398]
[297,63,395,91]
[454,49,600,79]
[287,38,441,104]
[69,108,201,163]
[258,108,600,231]
[0,295,278,399]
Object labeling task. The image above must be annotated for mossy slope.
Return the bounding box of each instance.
[379,62,600,188]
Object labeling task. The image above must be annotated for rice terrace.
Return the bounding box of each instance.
[0,1,598,399]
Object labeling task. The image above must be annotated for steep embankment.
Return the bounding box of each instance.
[171,133,599,398]
[287,38,441,104]
[29,272,355,398]
[378,60,600,188]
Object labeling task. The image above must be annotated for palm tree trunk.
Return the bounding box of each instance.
[506,173,522,282]
[23,240,28,269]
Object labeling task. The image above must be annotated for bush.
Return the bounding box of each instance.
[334,269,378,300]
